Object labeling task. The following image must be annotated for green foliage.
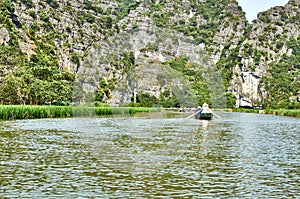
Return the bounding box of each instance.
[82,11,95,23]
[0,33,73,105]
[162,56,221,107]
[243,43,254,58]
[72,81,84,104]
[0,74,24,104]
[111,0,140,21]
[217,40,243,88]
[83,0,103,14]
[113,52,135,74]
[263,36,300,109]
[1,0,298,111]
[264,109,300,118]
[103,16,113,29]
[0,0,137,106]
[0,45,22,66]
[21,0,33,8]
[230,108,259,114]
[40,11,50,22]
[158,90,180,108]
[26,9,36,19]
[0,105,73,120]
[70,52,80,66]
[0,0,19,47]
[253,49,267,64]
[145,0,240,46]
[226,92,236,108]
[46,0,59,9]
[94,101,110,107]
[94,77,114,102]
[136,91,159,107]
[0,105,162,120]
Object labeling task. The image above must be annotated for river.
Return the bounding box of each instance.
[0,112,299,198]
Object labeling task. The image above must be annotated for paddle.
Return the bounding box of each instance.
[185,113,195,119]
[185,110,222,120]
[211,111,222,119]
[185,109,201,119]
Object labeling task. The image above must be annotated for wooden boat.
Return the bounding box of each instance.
[195,112,213,120]
[194,103,213,120]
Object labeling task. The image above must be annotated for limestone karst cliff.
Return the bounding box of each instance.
[0,0,299,108]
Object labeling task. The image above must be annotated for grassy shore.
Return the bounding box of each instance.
[0,105,162,120]
[227,108,300,118]
[263,109,300,118]
[229,108,259,114]
[1,105,299,120]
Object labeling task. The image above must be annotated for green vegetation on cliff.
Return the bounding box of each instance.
[0,0,299,110]
[263,36,300,109]
[0,0,73,105]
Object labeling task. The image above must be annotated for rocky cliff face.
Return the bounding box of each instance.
[12,0,118,73]
[0,0,299,107]
[78,0,248,106]
[228,0,300,107]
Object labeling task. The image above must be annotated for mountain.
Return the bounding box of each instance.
[0,0,299,108]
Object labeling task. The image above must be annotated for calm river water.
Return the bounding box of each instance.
[0,112,299,198]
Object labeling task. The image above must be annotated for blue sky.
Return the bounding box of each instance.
[236,0,290,22]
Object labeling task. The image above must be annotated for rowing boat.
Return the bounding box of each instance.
[195,112,213,120]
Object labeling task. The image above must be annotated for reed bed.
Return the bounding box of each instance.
[227,108,259,114]
[264,109,300,118]
[0,105,162,120]
[227,108,300,118]
[0,105,73,120]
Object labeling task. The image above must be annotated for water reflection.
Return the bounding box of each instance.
[0,113,299,198]
[201,120,210,130]
[77,116,203,174]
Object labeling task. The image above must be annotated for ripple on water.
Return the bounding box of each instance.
[0,113,299,198]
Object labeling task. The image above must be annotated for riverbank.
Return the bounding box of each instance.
[0,105,162,120]
[227,108,300,118]
[1,105,299,120]
[263,109,300,118]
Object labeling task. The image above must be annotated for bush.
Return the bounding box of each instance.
[40,12,50,22]
[46,0,59,8]
[94,101,110,107]
[21,0,34,8]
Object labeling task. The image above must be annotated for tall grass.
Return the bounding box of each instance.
[264,109,300,118]
[227,108,300,118]
[0,105,73,120]
[227,108,259,114]
[1,105,298,120]
[0,105,162,120]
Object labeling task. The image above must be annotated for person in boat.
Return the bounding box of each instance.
[201,103,212,113]
[194,106,202,118]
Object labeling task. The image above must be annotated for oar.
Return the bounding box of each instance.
[211,111,222,119]
[185,113,195,119]
[185,109,201,119]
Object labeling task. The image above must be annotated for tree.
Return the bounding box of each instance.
[0,74,25,104]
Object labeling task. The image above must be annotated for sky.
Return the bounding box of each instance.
[236,0,290,22]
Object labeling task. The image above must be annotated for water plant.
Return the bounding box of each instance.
[0,105,162,120]
[264,109,300,118]
[228,108,300,118]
